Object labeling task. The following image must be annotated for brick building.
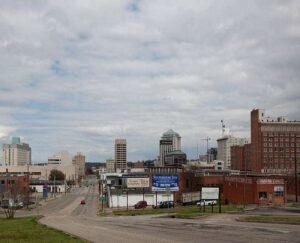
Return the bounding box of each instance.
[231,145,245,171]
[0,175,29,199]
[251,109,300,173]
[223,176,286,205]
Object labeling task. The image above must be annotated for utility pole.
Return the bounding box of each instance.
[202,137,211,162]
[54,175,56,198]
[295,141,298,202]
[27,163,29,209]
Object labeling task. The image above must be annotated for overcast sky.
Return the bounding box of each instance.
[1,0,300,163]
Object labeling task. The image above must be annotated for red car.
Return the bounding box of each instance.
[134,200,147,209]
[80,200,86,205]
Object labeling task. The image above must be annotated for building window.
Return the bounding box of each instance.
[259,192,267,200]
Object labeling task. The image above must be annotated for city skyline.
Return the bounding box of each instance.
[1,1,300,162]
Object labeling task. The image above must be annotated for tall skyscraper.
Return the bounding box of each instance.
[2,137,31,166]
[115,139,127,171]
[251,109,300,173]
[159,129,181,166]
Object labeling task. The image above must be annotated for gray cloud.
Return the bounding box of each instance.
[0,0,299,162]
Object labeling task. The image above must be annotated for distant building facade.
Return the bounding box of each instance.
[217,135,248,169]
[207,148,218,162]
[159,129,181,166]
[115,139,127,171]
[106,159,115,173]
[165,150,187,168]
[0,164,76,181]
[72,152,85,180]
[2,137,31,166]
[48,151,72,165]
[250,109,300,173]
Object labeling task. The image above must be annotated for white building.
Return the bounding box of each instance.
[2,137,31,166]
[217,135,248,169]
[48,151,72,165]
[159,129,181,166]
[212,160,225,171]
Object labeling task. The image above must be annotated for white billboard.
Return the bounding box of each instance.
[126,178,149,188]
[201,187,219,200]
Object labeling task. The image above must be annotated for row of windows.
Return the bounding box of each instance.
[263,143,300,147]
[263,132,298,137]
[263,137,296,142]
[263,148,300,153]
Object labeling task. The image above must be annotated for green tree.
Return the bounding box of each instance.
[49,169,65,181]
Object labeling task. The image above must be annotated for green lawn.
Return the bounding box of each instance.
[0,217,86,243]
[237,215,300,225]
[113,204,244,218]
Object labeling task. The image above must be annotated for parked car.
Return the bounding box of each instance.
[134,200,147,209]
[0,199,24,209]
[196,200,217,206]
[153,201,174,209]
[80,200,86,205]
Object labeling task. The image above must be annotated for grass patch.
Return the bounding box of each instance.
[290,202,300,208]
[113,204,244,218]
[0,217,86,243]
[237,215,300,225]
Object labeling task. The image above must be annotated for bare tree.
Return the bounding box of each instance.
[0,178,28,219]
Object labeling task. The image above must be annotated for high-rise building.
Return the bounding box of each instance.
[217,135,248,169]
[159,129,181,166]
[106,159,115,173]
[115,139,127,171]
[72,152,86,180]
[2,137,31,166]
[251,109,300,173]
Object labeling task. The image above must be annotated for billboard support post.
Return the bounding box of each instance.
[200,186,221,214]
[127,191,129,211]
[143,187,145,201]
[219,185,221,213]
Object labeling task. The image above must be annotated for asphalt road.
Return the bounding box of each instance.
[17,186,300,243]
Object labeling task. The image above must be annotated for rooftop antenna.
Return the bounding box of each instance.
[221,120,225,137]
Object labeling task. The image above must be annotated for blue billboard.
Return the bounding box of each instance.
[152,174,179,192]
